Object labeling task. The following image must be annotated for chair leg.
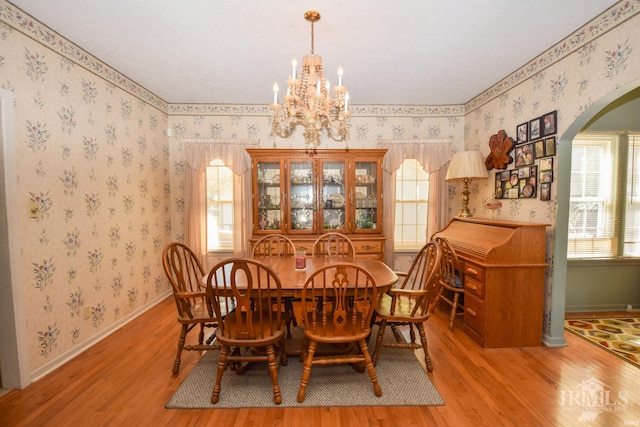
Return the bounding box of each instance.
[265,344,283,405]
[430,287,444,313]
[198,323,205,345]
[284,298,297,326]
[279,336,288,367]
[297,339,318,403]
[372,320,388,367]
[173,324,189,375]
[359,339,382,397]
[449,293,460,331]
[415,322,433,373]
[211,345,230,404]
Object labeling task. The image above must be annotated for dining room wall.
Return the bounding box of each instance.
[0,3,173,380]
[165,106,465,268]
[2,0,639,385]
[460,3,640,343]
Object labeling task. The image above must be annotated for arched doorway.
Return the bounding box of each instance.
[547,79,640,346]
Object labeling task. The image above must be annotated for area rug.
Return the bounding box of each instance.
[166,327,444,408]
[564,317,640,368]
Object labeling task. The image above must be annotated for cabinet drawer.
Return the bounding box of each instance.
[353,240,383,254]
[465,276,485,299]
[463,293,485,337]
[293,241,314,253]
[463,262,485,282]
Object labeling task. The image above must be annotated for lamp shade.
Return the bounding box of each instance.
[445,151,489,181]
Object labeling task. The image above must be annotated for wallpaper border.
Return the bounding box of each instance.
[464,0,640,113]
[2,0,638,117]
[0,0,168,113]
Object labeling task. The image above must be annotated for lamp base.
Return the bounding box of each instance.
[457,178,474,218]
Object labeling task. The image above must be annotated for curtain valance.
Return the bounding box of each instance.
[377,139,452,173]
[183,139,258,174]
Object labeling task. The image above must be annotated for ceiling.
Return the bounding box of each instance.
[10,0,619,106]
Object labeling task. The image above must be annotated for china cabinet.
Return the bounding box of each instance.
[247,149,387,259]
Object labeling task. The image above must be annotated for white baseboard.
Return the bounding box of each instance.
[29,291,171,384]
[542,333,568,348]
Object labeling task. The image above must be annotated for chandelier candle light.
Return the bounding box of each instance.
[445,151,489,218]
[270,10,351,147]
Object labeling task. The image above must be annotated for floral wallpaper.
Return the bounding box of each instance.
[1,0,639,380]
[0,2,171,375]
[462,1,640,337]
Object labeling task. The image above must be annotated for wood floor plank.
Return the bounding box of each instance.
[1,297,640,426]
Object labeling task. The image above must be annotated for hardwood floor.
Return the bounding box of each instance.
[1,298,639,426]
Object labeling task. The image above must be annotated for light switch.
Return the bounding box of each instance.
[28,202,39,218]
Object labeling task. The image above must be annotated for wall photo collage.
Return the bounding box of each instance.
[495,110,556,201]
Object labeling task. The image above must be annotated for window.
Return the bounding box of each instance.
[569,132,640,259]
[206,159,234,251]
[394,159,429,250]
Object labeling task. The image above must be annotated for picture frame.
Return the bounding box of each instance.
[534,139,545,159]
[515,143,534,167]
[519,177,537,198]
[516,122,529,144]
[544,136,556,157]
[502,172,520,199]
[540,183,551,201]
[539,157,553,171]
[529,117,541,140]
[495,174,504,199]
[540,170,553,183]
[542,110,557,136]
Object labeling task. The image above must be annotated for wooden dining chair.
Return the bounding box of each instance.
[251,234,297,337]
[371,240,441,372]
[311,232,356,257]
[205,258,290,405]
[252,234,296,258]
[430,236,465,331]
[297,262,381,403]
[162,242,221,375]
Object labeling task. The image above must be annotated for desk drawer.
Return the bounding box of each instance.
[463,293,485,337]
[463,261,485,282]
[465,276,485,299]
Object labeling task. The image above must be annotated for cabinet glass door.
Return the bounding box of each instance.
[321,161,346,231]
[353,161,379,231]
[256,161,283,232]
[288,161,315,232]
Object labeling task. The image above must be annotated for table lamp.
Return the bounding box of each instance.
[445,151,488,218]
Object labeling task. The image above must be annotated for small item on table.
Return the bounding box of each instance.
[295,250,306,269]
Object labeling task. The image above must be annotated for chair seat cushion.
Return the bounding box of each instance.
[375,293,429,322]
[452,271,463,288]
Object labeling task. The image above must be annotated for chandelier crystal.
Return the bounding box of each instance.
[270,10,351,148]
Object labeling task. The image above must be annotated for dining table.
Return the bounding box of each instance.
[203,256,397,297]
[203,256,398,356]
[258,256,398,297]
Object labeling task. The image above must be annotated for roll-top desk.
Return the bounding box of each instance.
[432,218,549,348]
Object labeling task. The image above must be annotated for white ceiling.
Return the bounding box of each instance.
[10,0,619,106]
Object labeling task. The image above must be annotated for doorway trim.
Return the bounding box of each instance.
[0,88,29,388]
[546,78,640,347]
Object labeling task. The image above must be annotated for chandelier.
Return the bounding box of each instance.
[270,10,351,147]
